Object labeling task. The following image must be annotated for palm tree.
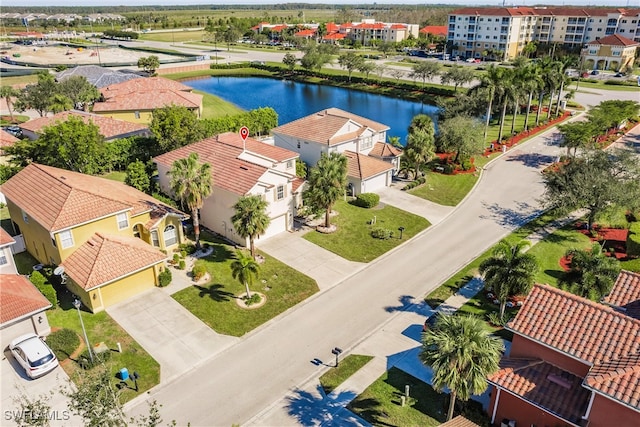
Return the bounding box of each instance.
[230,250,260,299]
[496,68,515,145]
[560,243,621,301]
[305,152,348,229]
[472,64,503,145]
[479,240,539,318]
[403,128,435,179]
[232,195,271,260]
[521,63,543,131]
[420,314,504,421]
[0,86,19,122]
[168,153,213,250]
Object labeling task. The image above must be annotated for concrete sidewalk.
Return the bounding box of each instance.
[377,185,455,226]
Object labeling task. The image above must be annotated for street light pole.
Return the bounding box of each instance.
[73,299,93,363]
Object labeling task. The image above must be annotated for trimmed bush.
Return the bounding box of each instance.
[158,268,172,287]
[178,260,186,270]
[627,222,640,257]
[47,328,80,361]
[352,193,380,208]
[29,270,57,307]
[192,263,207,281]
[371,227,394,240]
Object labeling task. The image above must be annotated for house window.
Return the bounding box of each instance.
[116,212,129,230]
[134,111,141,119]
[286,160,293,169]
[164,225,177,247]
[21,209,29,224]
[276,185,285,200]
[59,230,74,249]
[151,230,159,247]
[0,251,7,266]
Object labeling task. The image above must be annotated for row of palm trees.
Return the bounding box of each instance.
[473,57,574,145]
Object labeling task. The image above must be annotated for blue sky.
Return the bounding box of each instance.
[1,1,633,7]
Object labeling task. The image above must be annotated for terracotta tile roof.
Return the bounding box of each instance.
[0,274,51,326]
[61,232,166,291]
[153,137,268,196]
[389,24,406,30]
[291,177,305,193]
[451,6,640,18]
[451,7,538,17]
[508,284,640,365]
[272,108,389,147]
[344,150,393,180]
[326,22,339,32]
[488,358,591,424]
[19,110,148,140]
[92,90,202,113]
[584,353,640,411]
[587,34,639,47]
[603,270,640,319]
[294,29,315,37]
[323,33,347,41]
[419,25,447,36]
[215,132,298,163]
[99,76,193,98]
[369,142,402,158]
[0,130,19,148]
[439,415,480,427]
[1,164,184,233]
[0,227,15,247]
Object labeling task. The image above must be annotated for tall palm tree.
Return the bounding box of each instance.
[479,240,539,318]
[168,153,213,250]
[0,86,19,122]
[305,152,348,229]
[403,128,435,178]
[230,250,260,299]
[420,314,504,421]
[496,68,515,145]
[509,65,526,136]
[560,243,621,301]
[472,64,504,144]
[521,63,543,131]
[232,194,271,260]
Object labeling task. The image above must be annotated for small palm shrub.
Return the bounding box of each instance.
[371,227,394,240]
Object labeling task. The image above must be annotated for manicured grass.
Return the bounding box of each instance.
[196,90,244,118]
[319,354,374,395]
[13,251,39,275]
[139,30,206,43]
[46,291,159,403]
[0,75,38,87]
[347,367,490,427]
[102,171,127,182]
[572,80,640,92]
[303,200,431,263]
[1,114,31,124]
[408,172,479,206]
[172,232,319,336]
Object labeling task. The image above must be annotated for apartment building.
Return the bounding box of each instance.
[447,7,640,60]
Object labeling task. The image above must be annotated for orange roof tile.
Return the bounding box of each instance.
[488,358,591,424]
[215,132,298,163]
[508,284,640,365]
[439,416,480,427]
[61,233,166,291]
[451,6,640,18]
[0,130,19,148]
[19,110,148,140]
[153,137,268,196]
[272,108,389,147]
[587,34,639,47]
[326,23,339,32]
[0,227,15,247]
[584,353,640,411]
[323,33,347,40]
[369,142,402,158]
[603,270,640,319]
[291,177,305,193]
[420,25,448,37]
[344,150,393,180]
[1,164,184,233]
[92,90,202,113]
[0,274,51,326]
[294,29,315,37]
[99,76,193,99]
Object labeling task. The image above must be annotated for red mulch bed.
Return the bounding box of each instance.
[575,222,629,260]
[433,153,477,174]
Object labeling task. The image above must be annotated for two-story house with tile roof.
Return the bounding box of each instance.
[92,77,203,124]
[487,274,640,427]
[0,227,18,274]
[271,108,401,195]
[581,34,639,72]
[154,132,303,246]
[1,164,187,312]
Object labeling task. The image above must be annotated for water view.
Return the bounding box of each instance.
[183,76,439,144]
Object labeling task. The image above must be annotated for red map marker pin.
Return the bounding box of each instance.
[240,126,249,141]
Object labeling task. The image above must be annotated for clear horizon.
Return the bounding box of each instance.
[0,1,635,8]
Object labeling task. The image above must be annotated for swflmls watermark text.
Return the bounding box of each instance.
[4,409,71,422]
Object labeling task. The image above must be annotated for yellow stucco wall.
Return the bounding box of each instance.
[93,110,154,124]
[6,201,58,265]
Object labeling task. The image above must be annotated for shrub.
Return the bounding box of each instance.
[627,222,640,257]
[178,260,186,270]
[29,271,57,307]
[443,163,455,174]
[47,328,80,361]
[352,193,380,208]
[158,268,172,287]
[171,253,180,264]
[179,243,196,255]
[371,227,394,240]
[78,348,111,370]
[460,160,473,171]
[244,293,262,306]
[192,263,207,281]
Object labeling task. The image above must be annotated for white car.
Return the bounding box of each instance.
[9,334,59,379]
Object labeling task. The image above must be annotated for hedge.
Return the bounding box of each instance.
[352,193,380,208]
[627,221,640,257]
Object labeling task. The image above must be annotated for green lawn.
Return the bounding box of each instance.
[139,30,206,43]
[319,354,374,394]
[303,200,431,263]
[102,171,127,182]
[172,232,319,336]
[197,90,244,118]
[572,80,640,92]
[408,172,479,207]
[347,367,490,427]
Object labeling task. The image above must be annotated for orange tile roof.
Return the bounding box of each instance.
[0,130,19,148]
[344,150,393,180]
[291,177,305,193]
[451,7,538,17]
[323,33,347,41]
[369,142,402,158]
[215,132,298,163]
[153,136,268,195]
[1,164,184,233]
[451,6,640,18]
[99,76,193,99]
[294,29,315,37]
[587,34,639,47]
[508,284,640,365]
[420,25,447,37]
[61,232,166,291]
[326,22,339,32]
[0,227,15,247]
[584,353,640,411]
[0,274,51,326]
[603,270,640,319]
[19,110,148,140]
[92,90,202,113]
[488,358,591,424]
[389,24,406,30]
[272,108,389,147]
[439,416,480,427]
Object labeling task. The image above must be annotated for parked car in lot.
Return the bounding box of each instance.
[613,72,624,78]
[9,334,59,379]
[591,70,600,75]
[466,57,480,63]
[2,125,22,138]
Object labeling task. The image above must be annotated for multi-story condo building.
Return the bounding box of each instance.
[447,6,640,61]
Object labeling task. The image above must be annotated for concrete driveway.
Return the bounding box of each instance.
[106,288,239,383]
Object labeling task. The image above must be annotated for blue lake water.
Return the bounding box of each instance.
[183,76,439,144]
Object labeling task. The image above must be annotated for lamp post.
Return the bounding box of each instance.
[73,299,93,363]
